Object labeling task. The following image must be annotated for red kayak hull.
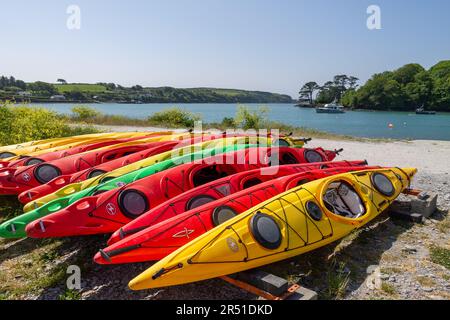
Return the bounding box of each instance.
[95,165,376,264]
[25,147,338,238]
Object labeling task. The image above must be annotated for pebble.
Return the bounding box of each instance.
[402,245,418,254]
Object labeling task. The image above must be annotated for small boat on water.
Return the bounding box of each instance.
[316,101,345,114]
[415,105,436,115]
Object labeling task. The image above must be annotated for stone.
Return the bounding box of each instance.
[411,192,438,218]
[286,286,318,300]
[402,245,418,254]
[235,270,288,296]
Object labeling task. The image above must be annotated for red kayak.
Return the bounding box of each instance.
[107,159,368,245]
[94,165,376,264]
[25,147,340,238]
[17,132,274,204]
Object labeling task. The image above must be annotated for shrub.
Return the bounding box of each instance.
[148,107,201,128]
[234,106,269,130]
[0,102,100,145]
[71,105,101,121]
[220,117,236,128]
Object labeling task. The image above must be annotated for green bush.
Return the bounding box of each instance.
[71,105,101,121]
[0,102,100,146]
[148,107,201,128]
[234,106,269,130]
[220,117,236,128]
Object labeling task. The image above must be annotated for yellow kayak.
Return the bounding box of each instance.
[1,131,176,161]
[129,167,417,290]
[24,135,287,212]
[0,135,113,159]
[0,137,72,154]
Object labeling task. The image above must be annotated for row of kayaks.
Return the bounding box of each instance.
[0,131,417,291]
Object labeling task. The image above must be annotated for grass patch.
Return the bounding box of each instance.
[59,289,82,300]
[0,236,104,300]
[381,282,396,295]
[436,216,450,234]
[0,196,23,223]
[323,260,350,300]
[415,276,436,287]
[429,246,450,270]
[380,266,402,274]
[55,84,107,93]
[0,239,66,299]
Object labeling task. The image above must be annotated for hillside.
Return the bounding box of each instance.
[0,79,293,104]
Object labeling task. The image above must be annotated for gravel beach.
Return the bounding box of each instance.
[1,127,449,300]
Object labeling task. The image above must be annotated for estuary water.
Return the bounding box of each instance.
[38,103,450,141]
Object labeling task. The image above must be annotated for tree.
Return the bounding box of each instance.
[392,64,424,84]
[298,82,320,104]
[348,76,359,90]
[316,81,339,104]
[106,83,117,90]
[132,85,144,91]
[57,79,67,84]
[15,80,27,90]
[28,81,58,96]
[65,90,87,101]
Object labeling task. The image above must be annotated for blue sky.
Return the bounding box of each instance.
[0,0,449,97]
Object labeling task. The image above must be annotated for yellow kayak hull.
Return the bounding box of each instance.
[129,167,417,290]
[24,136,280,212]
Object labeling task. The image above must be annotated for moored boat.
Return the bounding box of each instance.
[316,101,345,113]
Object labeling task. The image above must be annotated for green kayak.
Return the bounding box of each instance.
[0,143,252,239]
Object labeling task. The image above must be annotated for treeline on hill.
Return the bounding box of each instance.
[299,60,450,111]
[0,78,292,104]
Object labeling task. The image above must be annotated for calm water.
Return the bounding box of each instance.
[39,103,450,141]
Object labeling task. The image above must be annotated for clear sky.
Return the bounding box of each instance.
[1,0,449,97]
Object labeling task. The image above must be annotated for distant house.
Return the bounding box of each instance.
[18,91,32,97]
[50,95,66,101]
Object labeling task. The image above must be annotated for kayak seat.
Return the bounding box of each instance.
[323,181,366,218]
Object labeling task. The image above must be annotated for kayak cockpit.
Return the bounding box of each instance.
[191,164,238,187]
[323,181,366,219]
